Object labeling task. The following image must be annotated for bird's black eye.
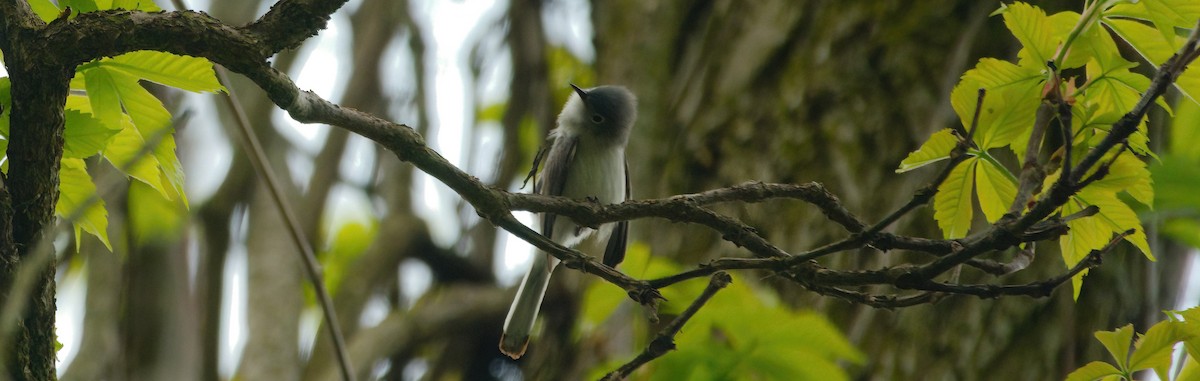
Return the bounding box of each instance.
[591,114,605,123]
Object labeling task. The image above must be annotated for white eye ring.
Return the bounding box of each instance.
[591,114,605,123]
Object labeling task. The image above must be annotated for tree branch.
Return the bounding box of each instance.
[913,24,1200,280]
[245,0,350,54]
[601,272,732,381]
[15,2,1199,339]
[900,229,1129,298]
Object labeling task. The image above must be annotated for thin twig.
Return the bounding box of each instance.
[964,88,985,147]
[213,66,356,381]
[856,89,985,238]
[902,229,1130,297]
[176,0,358,378]
[600,272,732,381]
[796,281,938,309]
[1075,141,1129,190]
[1057,101,1073,187]
[1008,99,1057,214]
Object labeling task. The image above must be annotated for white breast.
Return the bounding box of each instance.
[551,143,625,249]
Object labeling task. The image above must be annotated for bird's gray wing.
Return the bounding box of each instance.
[537,134,578,240]
[602,160,630,267]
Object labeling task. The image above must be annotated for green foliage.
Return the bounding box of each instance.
[896,128,956,172]
[128,179,186,245]
[317,219,378,298]
[1152,99,1200,250]
[0,1,223,249]
[1066,308,1200,381]
[57,158,111,250]
[582,244,863,380]
[933,158,977,239]
[897,1,1200,298]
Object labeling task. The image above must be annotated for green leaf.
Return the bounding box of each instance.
[1095,324,1135,371]
[659,271,861,381]
[1180,307,1200,364]
[1077,188,1153,260]
[1129,320,1186,378]
[1103,18,1175,64]
[742,345,851,381]
[65,93,94,114]
[128,178,186,245]
[1177,355,1200,381]
[1051,11,1122,70]
[318,220,377,295]
[1059,198,1110,299]
[100,51,223,93]
[63,110,119,158]
[950,80,984,136]
[580,243,692,331]
[81,68,124,131]
[1179,69,1200,108]
[1138,0,1200,49]
[934,158,977,239]
[986,82,1043,153]
[951,59,1043,152]
[110,0,161,11]
[1163,219,1200,249]
[1154,154,1200,211]
[1001,2,1057,67]
[0,77,10,138]
[85,67,188,206]
[56,158,111,251]
[1084,62,1151,117]
[897,129,957,172]
[1065,361,1123,381]
[26,0,61,22]
[974,158,1016,222]
[1170,95,1200,159]
[1091,154,1153,207]
[592,253,861,381]
[103,118,170,197]
[108,71,187,206]
[1102,18,1200,105]
[962,58,1044,90]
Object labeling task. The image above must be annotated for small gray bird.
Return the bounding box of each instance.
[500,84,636,359]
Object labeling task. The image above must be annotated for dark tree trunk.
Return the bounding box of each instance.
[1,16,73,377]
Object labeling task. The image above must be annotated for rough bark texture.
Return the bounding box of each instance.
[1,3,70,377]
[590,1,1189,379]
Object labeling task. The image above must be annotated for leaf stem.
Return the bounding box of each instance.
[1054,0,1105,67]
[972,149,1019,183]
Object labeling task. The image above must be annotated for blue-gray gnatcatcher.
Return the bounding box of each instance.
[500,84,636,359]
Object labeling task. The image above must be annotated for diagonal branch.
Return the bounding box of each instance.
[900,229,1129,298]
[28,4,1200,320]
[600,272,732,381]
[211,65,357,381]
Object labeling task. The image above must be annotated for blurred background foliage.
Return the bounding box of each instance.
[40,0,1200,380]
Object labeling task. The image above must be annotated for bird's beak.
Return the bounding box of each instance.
[570,84,588,101]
